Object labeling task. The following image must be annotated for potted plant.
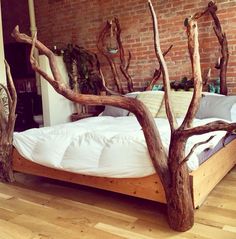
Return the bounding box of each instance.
[62,44,103,116]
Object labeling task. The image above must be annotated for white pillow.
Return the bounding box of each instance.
[196,95,236,121]
[156,91,193,118]
[230,103,236,122]
[129,91,164,117]
[201,92,224,97]
[101,92,139,117]
[32,135,71,168]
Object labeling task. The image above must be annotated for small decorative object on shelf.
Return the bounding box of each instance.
[170,76,194,91]
[208,78,220,94]
[70,113,94,122]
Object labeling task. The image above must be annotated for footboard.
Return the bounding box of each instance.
[190,139,236,208]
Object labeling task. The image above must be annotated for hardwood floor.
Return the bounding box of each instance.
[0,166,235,239]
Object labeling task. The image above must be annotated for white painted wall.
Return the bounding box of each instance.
[39,55,75,126]
[0,2,6,85]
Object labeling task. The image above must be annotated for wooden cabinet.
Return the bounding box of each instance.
[15,92,42,131]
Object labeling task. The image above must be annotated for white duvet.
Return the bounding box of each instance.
[13,116,227,178]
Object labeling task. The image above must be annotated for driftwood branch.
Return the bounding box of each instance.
[95,54,122,96]
[115,18,134,92]
[188,1,229,95]
[97,21,124,94]
[183,120,236,137]
[180,17,202,130]
[222,131,232,147]
[145,44,173,91]
[181,135,215,166]
[148,0,177,132]
[0,84,9,134]
[126,51,132,71]
[203,68,211,86]
[208,1,229,95]
[4,60,17,141]
[0,60,17,182]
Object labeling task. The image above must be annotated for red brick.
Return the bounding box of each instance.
[32,0,236,94]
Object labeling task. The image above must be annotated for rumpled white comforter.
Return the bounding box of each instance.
[13,116,227,178]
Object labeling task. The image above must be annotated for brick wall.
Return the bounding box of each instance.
[35,0,236,94]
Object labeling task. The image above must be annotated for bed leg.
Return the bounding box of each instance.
[0,144,15,183]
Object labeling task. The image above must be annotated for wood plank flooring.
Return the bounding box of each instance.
[0,166,235,239]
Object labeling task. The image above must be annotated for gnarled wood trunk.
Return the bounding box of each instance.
[166,138,194,231]
[0,143,14,182]
[208,1,229,95]
[0,61,17,183]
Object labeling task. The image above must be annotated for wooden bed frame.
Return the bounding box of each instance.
[12,139,236,209]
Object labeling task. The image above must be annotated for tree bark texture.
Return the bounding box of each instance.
[115,18,134,93]
[97,21,125,94]
[145,44,173,91]
[0,61,17,182]
[167,137,194,231]
[97,21,125,95]
[147,0,235,231]
[148,0,195,231]
[0,144,14,182]
[208,1,229,95]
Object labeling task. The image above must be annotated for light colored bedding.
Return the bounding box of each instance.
[13,116,227,178]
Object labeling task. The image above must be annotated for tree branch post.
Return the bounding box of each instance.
[0,61,17,183]
[208,1,229,95]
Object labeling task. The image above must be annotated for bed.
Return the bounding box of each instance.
[12,115,236,208]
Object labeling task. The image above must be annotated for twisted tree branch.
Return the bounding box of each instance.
[180,17,202,130]
[183,120,236,137]
[208,1,229,95]
[148,0,177,132]
[95,54,122,96]
[115,17,134,92]
[180,135,215,166]
[4,60,17,141]
[97,21,124,94]
[145,44,173,91]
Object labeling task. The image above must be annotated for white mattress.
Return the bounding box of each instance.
[13,116,227,178]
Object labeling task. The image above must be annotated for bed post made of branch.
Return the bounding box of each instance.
[183,1,229,95]
[148,0,195,231]
[0,60,17,182]
[148,0,236,231]
[208,1,229,95]
[166,15,202,231]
